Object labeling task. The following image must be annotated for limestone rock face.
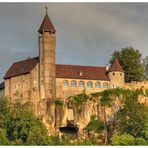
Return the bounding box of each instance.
[38,99,55,134]
[54,99,108,133]
[38,90,148,136]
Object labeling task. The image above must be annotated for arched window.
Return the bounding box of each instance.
[103,82,109,89]
[79,81,85,88]
[63,80,69,87]
[70,80,77,87]
[87,81,93,88]
[95,82,101,88]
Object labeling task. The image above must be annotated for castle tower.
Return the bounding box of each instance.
[38,7,56,133]
[38,7,56,100]
[107,58,125,88]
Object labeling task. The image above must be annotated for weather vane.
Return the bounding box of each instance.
[45,6,48,15]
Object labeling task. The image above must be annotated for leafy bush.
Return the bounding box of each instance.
[85,116,104,132]
[55,98,63,106]
[111,133,135,145]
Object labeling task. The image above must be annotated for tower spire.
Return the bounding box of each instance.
[38,7,56,34]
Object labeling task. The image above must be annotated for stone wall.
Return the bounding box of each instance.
[124,81,148,89]
[108,71,124,88]
[56,78,110,100]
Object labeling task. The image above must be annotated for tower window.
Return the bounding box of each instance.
[103,82,109,89]
[63,80,69,87]
[113,73,115,75]
[70,80,77,87]
[87,81,93,88]
[120,73,122,76]
[79,81,85,88]
[95,82,101,88]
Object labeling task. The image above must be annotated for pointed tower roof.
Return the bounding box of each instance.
[108,58,124,73]
[38,7,56,34]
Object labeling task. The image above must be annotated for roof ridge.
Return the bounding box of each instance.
[13,57,35,64]
[56,64,105,68]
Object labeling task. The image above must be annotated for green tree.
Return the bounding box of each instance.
[111,133,135,145]
[143,56,148,80]
[0,128,9,145]
[7,107,50,145]
[85,116,104,132]
[0,97,51,145]
[135,137,147,145]
[100,90,112,145]
[140,123,148,140]
[110,47,144,82]
[115,89,148,137]
[71,90,90,105]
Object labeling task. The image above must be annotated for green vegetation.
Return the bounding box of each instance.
[110,47,144,82]
[85,116,104,132]
[70,90,90,105]
[0,97,51,145]
[111,133,148,145]
[143,56,148,80]
[55,98,63,106]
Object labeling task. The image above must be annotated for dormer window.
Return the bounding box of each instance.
[79,71,83,76]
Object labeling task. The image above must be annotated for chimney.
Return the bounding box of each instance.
[105,64,109,71]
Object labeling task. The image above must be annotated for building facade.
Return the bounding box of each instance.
[3,10,125,103]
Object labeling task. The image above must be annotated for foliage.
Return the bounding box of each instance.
[0,97,51,145]
[71,90,90,105]
[78,138,97,145]
[140,123,148,140]
[47,135,72,145]
[55,98,63,106]
[100,90,112,107]
[111,133,148,146]
[143,56,148,80]
[111,133,135,145]
[135,137,147,145]
[109,47,144,82]
[85,116,104,132]
[0,128,9,145]
[115,89,148,137]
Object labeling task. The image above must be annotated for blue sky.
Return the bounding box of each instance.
[0,3,148,82]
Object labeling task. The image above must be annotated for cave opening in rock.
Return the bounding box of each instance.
[59,120,79,136]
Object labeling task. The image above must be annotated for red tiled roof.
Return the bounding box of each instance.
[108,58,124,72]
[38,14,56,34]
[4,57,109,81]
[4,58,38,79]
[56,64,109,80]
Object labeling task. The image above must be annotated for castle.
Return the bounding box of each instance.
[0,9,148,135]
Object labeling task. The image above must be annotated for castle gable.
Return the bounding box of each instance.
[4,57,38,79]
